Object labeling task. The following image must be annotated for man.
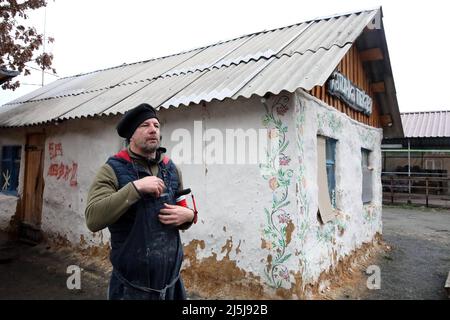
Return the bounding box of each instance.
[85,103,196,300]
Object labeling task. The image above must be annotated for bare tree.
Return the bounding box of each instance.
[0,0,55,90]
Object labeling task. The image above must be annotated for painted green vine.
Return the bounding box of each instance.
[363,204,378,223]
[260,95,294,288]
[358,127,377,147]
[317,111,344,136]
[294,96,312,279]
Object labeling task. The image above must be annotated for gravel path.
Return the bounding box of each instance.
[360,206,450,299]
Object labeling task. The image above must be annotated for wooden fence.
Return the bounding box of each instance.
[382,174,450,208]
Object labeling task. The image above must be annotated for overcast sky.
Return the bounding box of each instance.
[1,0,449,112]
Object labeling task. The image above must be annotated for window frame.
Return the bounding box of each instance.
[325,138,337,207]
[361,148,373,204]
[1,145,22,196]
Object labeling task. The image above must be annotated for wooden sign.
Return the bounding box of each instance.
[327,71,372,115]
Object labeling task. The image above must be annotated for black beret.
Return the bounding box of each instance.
[116,103,159,139]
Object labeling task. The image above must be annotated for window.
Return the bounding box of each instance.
[1,146,21,195]
[317,136,337,224]
[361,148,372,203]
[325,138,337,206]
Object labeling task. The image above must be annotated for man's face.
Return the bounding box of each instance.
[130,118,161,154]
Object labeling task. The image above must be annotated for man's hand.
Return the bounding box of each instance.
[133,176,165,197]
[159,203,194,226]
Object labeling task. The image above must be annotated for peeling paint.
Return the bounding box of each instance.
[266,254,273,273]
[221,238,233,259]
[183,239,266,299]
[235,240,242,255]
[183,235,384,299]
[285,220,295,246]
[260,238,267,249]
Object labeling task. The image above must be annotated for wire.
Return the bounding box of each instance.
[24,64,59,77]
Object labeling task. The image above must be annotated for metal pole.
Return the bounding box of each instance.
[41,6,47,87]
[391,176,394,204]
[408,140,411,204]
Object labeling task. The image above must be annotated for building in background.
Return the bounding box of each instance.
[382,110,450,207]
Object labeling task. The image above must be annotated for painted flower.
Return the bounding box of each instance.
[277,212,290,224]
[269,177,279,191]
[268,128,279,140]
[276,104,289,116]
[279,155,291,166]
[278,268,290,281]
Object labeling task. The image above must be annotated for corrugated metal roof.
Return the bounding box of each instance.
[401,111,450,138]
[0,9,380,127]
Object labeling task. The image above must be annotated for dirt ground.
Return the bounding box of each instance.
[0,233,110,300]
[350,206,450,300]
[330,205,450,300]
[0,205,449,300]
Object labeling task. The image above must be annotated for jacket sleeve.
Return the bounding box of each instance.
[85,163,141,232]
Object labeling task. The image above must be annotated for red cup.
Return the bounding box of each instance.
[176,195,187,207]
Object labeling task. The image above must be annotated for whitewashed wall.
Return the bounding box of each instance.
[160,91,382,297]
[161,90,382,297]
[289,90,383,291]
[160,96,280,295]
[40,116,122,246]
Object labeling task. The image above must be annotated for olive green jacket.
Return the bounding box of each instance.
[85,147,190,232]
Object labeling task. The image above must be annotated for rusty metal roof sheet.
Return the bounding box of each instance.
[401,111,450,138]
[0,8,383,127]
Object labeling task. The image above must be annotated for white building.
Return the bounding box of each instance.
[0,8,403,298]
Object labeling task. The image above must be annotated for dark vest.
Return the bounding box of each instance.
[106,149,185,300]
